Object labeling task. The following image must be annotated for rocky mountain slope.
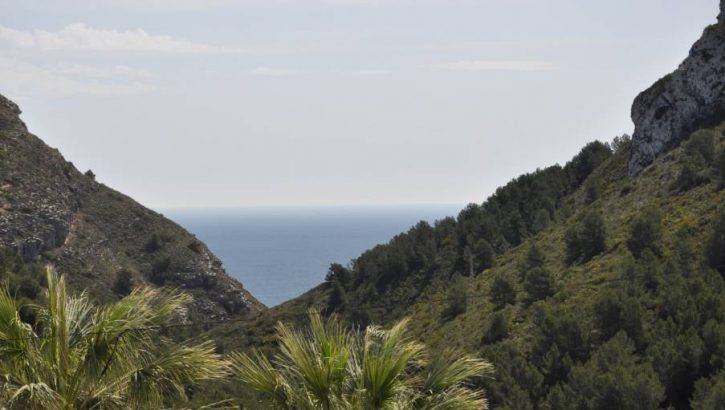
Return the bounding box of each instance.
[0,94,263,320]
[629,0,725,175]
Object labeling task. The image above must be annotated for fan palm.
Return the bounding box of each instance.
[0,266,228,409]
[230,310,492,410]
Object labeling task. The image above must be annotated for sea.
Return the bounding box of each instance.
[161,205,461,307]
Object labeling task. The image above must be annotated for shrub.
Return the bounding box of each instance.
[691,372,725,409]
[565,210,607,264]
[716,147,725,189]
[524,267,554,304]
[150,257,172,285]
[442,274,468,320]
[673,228,696,276]
[113,269,133,295]
[483,311,509,344]
[674,164,709,192]
[9,274,40,300]
[531,208,552,232]
[565,223,581,264]
[563,333,665,409]
[584,177,602,204]
[463,238,495,275]
[610,134,631,154]
[325,263,351,288]
[706,209,725,275]
[565,141,613,188]
[519,243,546,281]
[627,206,663,258]
[187,240,203,254]
[684,129,716,164]
[145,233,164,253]
[594,289,645,346]
[620,181,634,196]
[326,281,346,313]
[490,274,516,309]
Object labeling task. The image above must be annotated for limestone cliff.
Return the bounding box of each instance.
[629,0,725,175]
[0,93,264,319]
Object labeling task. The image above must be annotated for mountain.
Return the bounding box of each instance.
[629,0,725,175]
[207,3,725,408]
[2,2,725,408]
[0,94,264,320]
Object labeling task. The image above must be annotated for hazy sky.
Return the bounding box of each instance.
[0,0,718,208]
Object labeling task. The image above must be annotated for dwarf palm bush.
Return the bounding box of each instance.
[0,266,227,409]
[230,310,492,409]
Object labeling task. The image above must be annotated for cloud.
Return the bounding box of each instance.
[0,57,155,97]
[435,60,555,72]
[52,63,151,79]
[0,24,226,53]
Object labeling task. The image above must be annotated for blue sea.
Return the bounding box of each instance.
[162,205,461,307]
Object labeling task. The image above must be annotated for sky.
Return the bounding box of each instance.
[0,0,719,208]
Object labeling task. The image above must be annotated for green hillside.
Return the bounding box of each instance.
[205,121,725,409]
[2,2,724,407]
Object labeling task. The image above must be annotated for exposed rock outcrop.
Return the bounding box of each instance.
[0,93,264,319]
[629,0,725,176]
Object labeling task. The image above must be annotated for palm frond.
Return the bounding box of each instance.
[8,382,63,410]
[229,349,292,407]
[126,340,228,409]
[233,310,491,410]
[275,309,352,409]
[361,318,425,409]
[0,266,228,409]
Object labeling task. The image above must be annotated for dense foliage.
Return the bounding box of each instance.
[475,126,725,409]
[310,125,725,410]
[231,310,492,409]
[564,210,607,264]
[325,142,613,321]
[0,266,227,409]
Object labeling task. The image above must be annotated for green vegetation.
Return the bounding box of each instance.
[564,209,607,264]
[482,312,508,345]
[312,142,613,325]
[441,274,468,321]
[0,267,227,409]
[716,147,725,188]
[706,208,725,275]
[3,73,725,408]
[489,274,515,310]
[626,206,663,258]
[112,269,133,295]
[523,266,554,305]
[247,120,725,410]
[231,310,492,409]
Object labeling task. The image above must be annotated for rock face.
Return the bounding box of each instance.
[629,0,725,176]
[0,93,264,319]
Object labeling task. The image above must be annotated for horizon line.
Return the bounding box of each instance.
[154,202,468,212]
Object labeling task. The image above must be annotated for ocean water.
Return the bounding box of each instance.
[162,205,461,307]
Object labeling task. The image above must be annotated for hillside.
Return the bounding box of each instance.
[1,2,724,409]
[0,94,264,320]
[204,126,725,409]
[204,3,725,408]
